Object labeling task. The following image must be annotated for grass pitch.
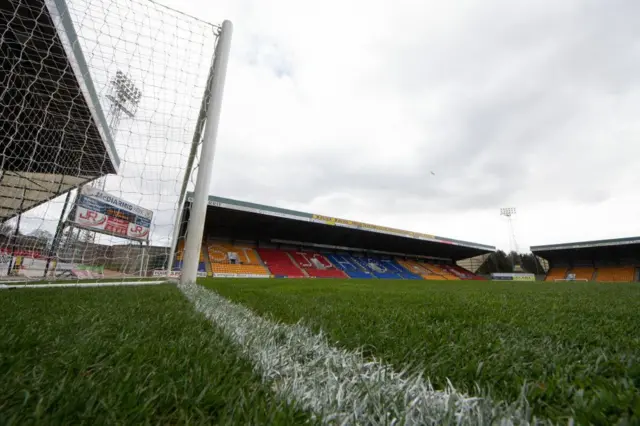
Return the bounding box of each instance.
[0,284,311,425]
[203,278,640,424]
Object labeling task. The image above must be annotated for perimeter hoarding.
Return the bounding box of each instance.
[71,186,153,241]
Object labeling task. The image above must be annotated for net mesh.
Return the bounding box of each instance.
[0,0,219,281]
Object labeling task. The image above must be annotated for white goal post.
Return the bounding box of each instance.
[0,0,231,283]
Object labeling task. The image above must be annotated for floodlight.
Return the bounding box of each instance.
[500,207,516,217]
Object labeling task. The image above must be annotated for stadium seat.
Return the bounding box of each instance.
[380,259,422,279]
[349,256,402,279]
[569,266,595,281]
[207,242,270,276]
[443,264,483,280]
[325,254,374,279]
[256,248,306,278]
[424,263,459,280]
[211,263,271,276]
[397,259,444,280]
[545,267,568,281]
[595,266,636,282]
[288,251,348,278]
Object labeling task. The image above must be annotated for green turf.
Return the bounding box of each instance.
[0,284,312,425]
[202,278,640,424]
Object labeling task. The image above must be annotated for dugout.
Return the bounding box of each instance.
[0,0,118,222]
[531,237,640,279]
[178,193,495,264]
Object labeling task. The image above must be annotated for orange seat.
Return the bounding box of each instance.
[398,259,449,280]
[596,266,635,282]
[424,263,459,280]
[570,267,594,281]
[211,263,270,275]
[208,243,262,265]
[545,267,567,281]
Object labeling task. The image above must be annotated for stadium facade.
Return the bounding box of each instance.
[532,237,640,282]
[171,193,495,280]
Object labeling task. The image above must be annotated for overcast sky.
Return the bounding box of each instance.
[19,0,640,252]
[146,0,638,251]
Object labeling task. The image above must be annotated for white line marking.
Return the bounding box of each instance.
[180,283,544,425]
[0,280,169,290]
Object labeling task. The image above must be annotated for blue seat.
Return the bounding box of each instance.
[326,254,373,279]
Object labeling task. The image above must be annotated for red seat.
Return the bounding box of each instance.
[288,251,347,278]
[256,249,305,278]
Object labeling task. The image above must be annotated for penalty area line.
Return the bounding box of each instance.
[180,283,544,426]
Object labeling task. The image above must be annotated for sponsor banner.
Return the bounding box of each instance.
[491,273,535,282]
[82,186,153,219]
[534,239,640,251]
[73,187,152,241]
[212,273,271,278]
[311,214,436,241]
[190,197,310,222]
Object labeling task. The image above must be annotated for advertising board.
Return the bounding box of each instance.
[72,186,152,241]
[491,272,536,281]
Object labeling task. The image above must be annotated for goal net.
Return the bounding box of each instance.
[0,0,225,282]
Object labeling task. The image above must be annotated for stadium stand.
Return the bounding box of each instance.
[207,242,270,276]
[379,258,423,280]
[444,264,484,280]
[349,256,402,279]
[397,259,442,280]
[173,240,206,272]
[325,254,374,279]
[256,248,306,278]
[288,251,348,278]
[595,266,635,282]
[423,263,460,280]
[544,267,567,281]
[569,266,595,281]
[532,238,640,283]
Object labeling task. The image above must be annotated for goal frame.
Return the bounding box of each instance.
[178,20,233,285]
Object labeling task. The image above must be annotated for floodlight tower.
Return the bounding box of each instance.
[79,71,142,245]
[500,207,519,270]
[106,70,142,138]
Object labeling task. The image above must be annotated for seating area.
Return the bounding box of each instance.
[207,242,270,276]
[350,256,403,279]
[595,266,636,282]
[569,266,595,281]
[256,248,306,278]
[397,260,441,280]
[423,263,459,280]
[325,254,373,279]
[445,264,483,280]
[211,263,270,276]
[170,240,491,281]
[173,240,206,272]
[288,251,347,278]
[379,258,423,280]
[545,267,567,281]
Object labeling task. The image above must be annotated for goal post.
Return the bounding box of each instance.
[0,0,230,283]
[180,20,233,286]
